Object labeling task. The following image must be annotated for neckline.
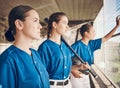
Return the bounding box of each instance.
[48,39,62,46]
[80,40,89,47]
[11,45,32,56]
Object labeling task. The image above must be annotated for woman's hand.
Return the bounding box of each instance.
[116,15,120,26]
[79,62,90,70]
[71,65,83,78]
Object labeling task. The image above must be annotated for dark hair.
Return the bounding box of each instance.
[75,23,92,42]
[5,5,34,42]
[44,12,66,38]
[80,24,92,36]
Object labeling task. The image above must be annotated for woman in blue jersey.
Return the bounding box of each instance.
[0,5,50,88]
[71,16,120,88]
[37,12,88,88]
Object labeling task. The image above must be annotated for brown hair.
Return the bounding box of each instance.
[5,5,34,42]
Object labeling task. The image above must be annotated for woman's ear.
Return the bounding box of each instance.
[15,19,24,30]
[52,21,57,29]
[84,31,88,36]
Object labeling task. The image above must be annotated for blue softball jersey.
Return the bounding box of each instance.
[71,38,102,65]
[38,39,72,80]
[0,45,50,88]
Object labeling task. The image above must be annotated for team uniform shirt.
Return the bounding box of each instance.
[38,39,72,80]
[71,38,102,65]
[0,45,50,88]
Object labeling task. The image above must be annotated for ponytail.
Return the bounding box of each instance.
[44,18,52,38]
[5,28,15,42]
[75,28,80,42]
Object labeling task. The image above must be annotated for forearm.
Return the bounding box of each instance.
[102,25,119,43]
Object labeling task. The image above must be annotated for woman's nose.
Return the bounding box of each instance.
[39,23,42,29]
[66,25,69,29]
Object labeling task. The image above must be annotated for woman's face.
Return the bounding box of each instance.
[22,10,42,40]
[55,16,69,35]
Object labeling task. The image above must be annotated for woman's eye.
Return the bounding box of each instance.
[34,20,38,22]
[63,22,66,24]
[62,22,67,25]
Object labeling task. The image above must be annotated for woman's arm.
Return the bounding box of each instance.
[102,16,120,43]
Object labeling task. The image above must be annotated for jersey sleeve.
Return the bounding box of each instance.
[37,44,50,69]
[90,38,102,51]
[0,62,15,88]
